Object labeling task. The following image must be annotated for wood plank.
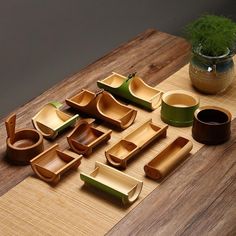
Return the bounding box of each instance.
[0,29,190,196]
[107,119,236,236]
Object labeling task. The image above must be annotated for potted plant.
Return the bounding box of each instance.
[184,14,236,94]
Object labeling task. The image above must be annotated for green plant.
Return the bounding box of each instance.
[184,14,236,56]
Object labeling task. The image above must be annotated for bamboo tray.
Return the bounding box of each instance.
[105,119,168,169]
[32,101,79,139]
[144,136,193,180]
[67,120,112,155]
[66,89,137,129]
[30,144,82,184]
[97,72,162,110]
[80,161,143,205]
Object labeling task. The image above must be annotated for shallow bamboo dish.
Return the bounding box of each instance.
[67,120,112,155]
[144,136,193,180]
[5,114,44,165]
[161,90,199,127]
[32,101,79,139]
[106,119,168,169]
[192,106,231,145]
[66,89,137,129]
[97,72,162,110]
[30,144,82,184]
[80,161,143,205]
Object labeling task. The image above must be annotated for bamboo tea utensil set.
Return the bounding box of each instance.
[4,72,232,205]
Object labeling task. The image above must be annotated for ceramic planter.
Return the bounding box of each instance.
[105,119,168,169]
[32,101,79,139]
[189,47,235,94]
[67,120,112,155]
[192,106,231,145]
[30,144,82,184]
[66,90,137,129]
[144,136,192,180]
[80,161,143,205]
[5,114,44,165]
[161,90,199,127]
[97,72,162,110]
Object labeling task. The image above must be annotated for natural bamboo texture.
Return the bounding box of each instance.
[0,29,235,235]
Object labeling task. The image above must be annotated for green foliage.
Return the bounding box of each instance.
[184,15,236,56]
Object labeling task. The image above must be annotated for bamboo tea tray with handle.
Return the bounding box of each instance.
[97,72,163,110]
[32,101,79,139]
[66,89,137,129]
[0,29,235,235]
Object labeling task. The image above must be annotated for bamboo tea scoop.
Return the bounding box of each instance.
[5,114,16,143]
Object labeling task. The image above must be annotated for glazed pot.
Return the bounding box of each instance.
[161,90,199,127]
[189,47,235,94]
[192,106,231,145]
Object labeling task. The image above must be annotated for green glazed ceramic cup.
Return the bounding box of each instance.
[161,90,199,127]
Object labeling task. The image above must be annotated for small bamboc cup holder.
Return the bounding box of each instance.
[161,90,199,127]
[30,144,82,184]
[67,120,112,155]
[5,114,44,165]
[80,161,143,205]
[97,72,163,110]
[32,101,79,139]
[105,119,168,169]
[66,90,137,129]
[192,106,231,145]
[144,136,192,180]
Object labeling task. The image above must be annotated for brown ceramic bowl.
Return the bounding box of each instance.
[192,106,231,145]
[6,129,44,165]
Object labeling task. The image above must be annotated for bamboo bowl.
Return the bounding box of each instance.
[6,114,44,164]
[161,90,199,127]
[192,106,231,145]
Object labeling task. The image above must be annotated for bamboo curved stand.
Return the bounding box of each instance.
[67,120,112,155]
[66,90,137,129]
[106,119,168,169]
[30,144,82,184]
[97,72,162,110]
[80,162,143,205]
[5,114,44,165]
[144,136,193,180]
[32,101,79,139]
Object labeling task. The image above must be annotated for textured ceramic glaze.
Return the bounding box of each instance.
[189,49,235,94]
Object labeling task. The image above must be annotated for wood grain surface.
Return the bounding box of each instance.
[0,29,235,236]
[108,119,236,236]
[0,29,190,196]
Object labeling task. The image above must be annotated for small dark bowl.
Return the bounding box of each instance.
[192,106,231,145]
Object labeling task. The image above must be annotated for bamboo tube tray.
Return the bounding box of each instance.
[144,136,193,180]
[30,144,82,184]
[67,120,112,155]
[80,161,143,205]
[105,119,168,169]
[66,89,137,129]
[32,101,79,139]
[97,72,163,110]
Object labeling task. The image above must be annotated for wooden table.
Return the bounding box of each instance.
[0,29,235,235]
